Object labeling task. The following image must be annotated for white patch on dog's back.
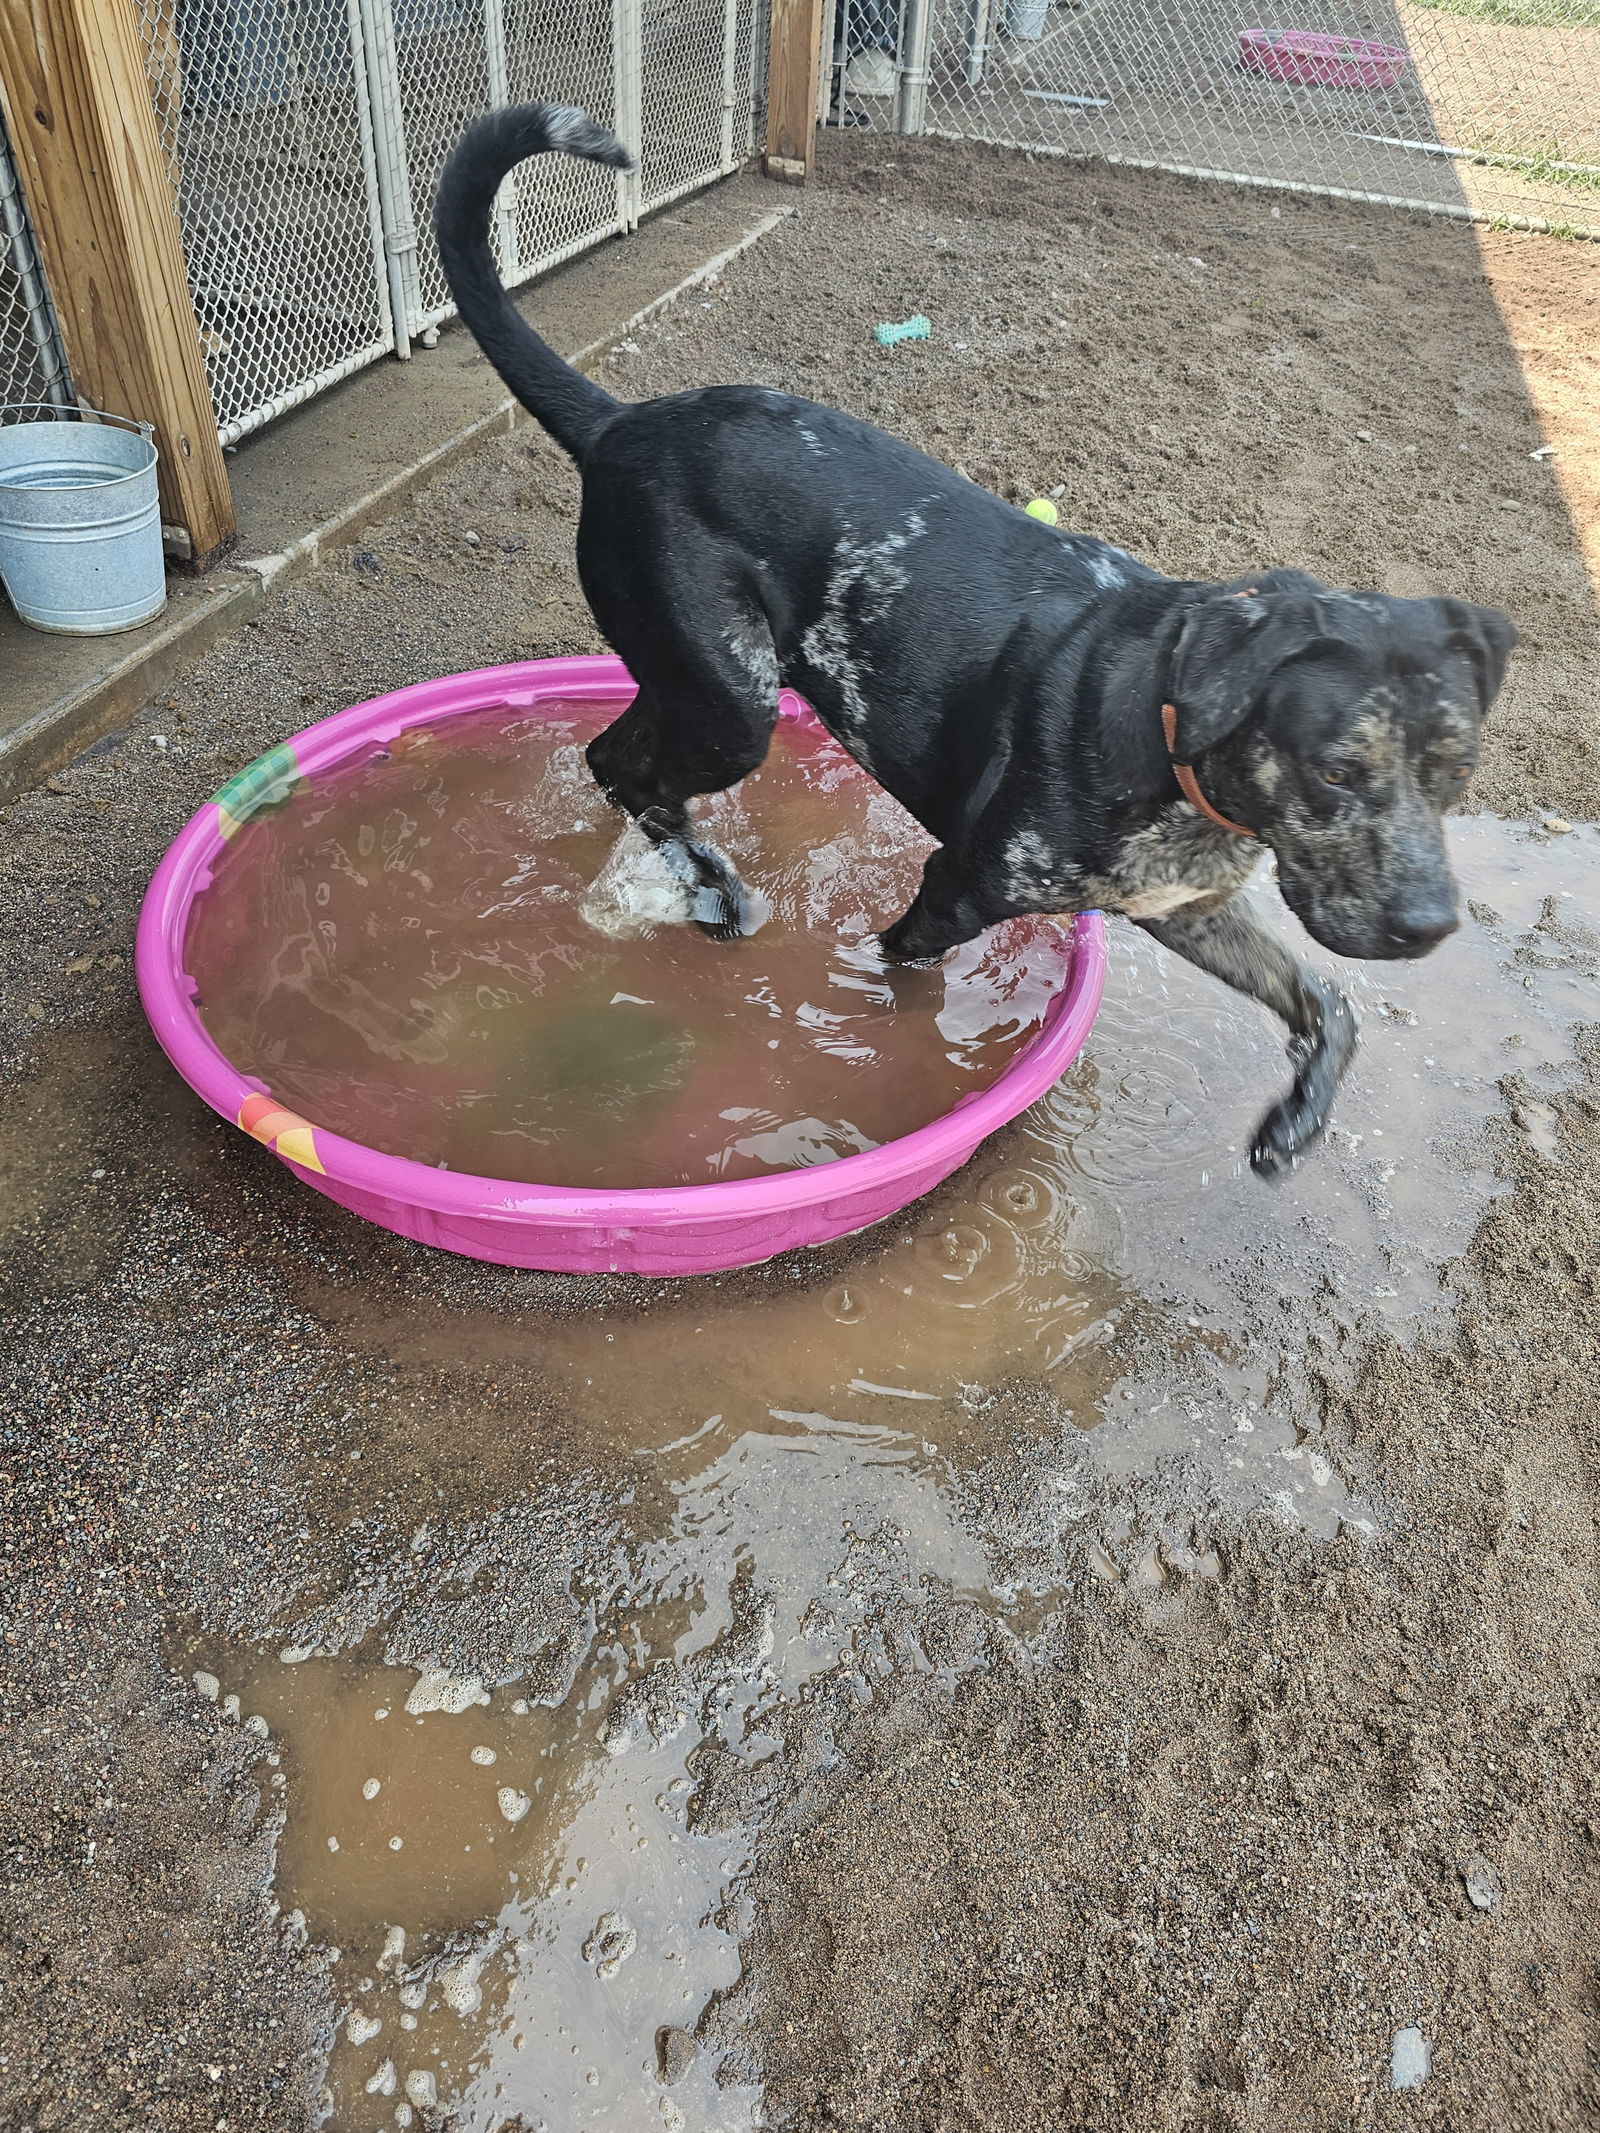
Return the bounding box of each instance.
[799,514,927,750]
[1051,534,1139,593]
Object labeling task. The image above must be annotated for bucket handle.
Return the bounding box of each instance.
[0,400,155,443]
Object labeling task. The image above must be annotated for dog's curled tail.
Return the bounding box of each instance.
[434,103,634,460]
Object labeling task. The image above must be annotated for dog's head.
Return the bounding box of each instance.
[1167,571,1518,960]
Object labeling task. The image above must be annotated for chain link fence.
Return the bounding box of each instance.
[28,0,1582,465]
[380,0,624,338]
[136,0,394,445]
[127,0,762,447]
[639,0,763,210]
[825,0,1599,235]
[0,106,71,416]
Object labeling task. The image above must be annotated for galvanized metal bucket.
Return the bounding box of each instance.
[1004,0,1050,37]
[0,404,166,635]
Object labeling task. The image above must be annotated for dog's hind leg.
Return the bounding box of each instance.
[583,635,780,941]
[1136,897,1357,1179]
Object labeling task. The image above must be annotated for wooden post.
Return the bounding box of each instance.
[764,0,825,183]
[0,0,236,568]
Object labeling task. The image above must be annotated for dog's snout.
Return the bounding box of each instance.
[1384,900,1458,955]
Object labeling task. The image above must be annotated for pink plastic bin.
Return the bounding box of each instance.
[1238,27,1408,87]
[136,657,1106,1276]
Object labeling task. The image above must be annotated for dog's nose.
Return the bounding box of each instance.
[1385,902,1458,953]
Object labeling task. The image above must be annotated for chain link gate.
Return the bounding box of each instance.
[0,105,72,416]
[134,0,395,446]
[131,0,763,447]
[824,0,1599,236]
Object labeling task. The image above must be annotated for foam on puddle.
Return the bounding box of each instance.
[404,1669,490,1717]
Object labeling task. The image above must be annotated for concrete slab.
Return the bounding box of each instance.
[0,576,251,806]
[0,169,792,805]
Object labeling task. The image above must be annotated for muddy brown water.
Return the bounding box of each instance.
[185,702,1062,1187]
[174,817,1600,2133]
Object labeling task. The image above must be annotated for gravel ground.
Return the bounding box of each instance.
[2,136,1598,2131]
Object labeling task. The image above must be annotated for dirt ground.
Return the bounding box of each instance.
[2,137,1599,2132]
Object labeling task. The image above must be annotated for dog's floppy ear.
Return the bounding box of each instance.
[1432,597,1518,716]
[1168,589,1326,759]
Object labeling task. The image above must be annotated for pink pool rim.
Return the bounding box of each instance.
[136,656,1106,1276]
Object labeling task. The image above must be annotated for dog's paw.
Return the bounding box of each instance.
[1249,1095,1329,1180]
[647,835,766,941]
[690,876,771,942]
[876,921,950,968]
[1249,1115,1299,1180]
[693,891,745,942]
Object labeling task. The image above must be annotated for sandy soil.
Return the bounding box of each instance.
[1,137,1598,2132]
[700,1088,1600,2129]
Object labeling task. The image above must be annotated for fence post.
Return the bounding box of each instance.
[612,0,644,229]
[355,0,421,355]
[817,0,839,122]
[345,0,398,361]
[965,0,993,86]
[765,0,825,180]
[898,0,932,133]
[720,0,741,169]
[483,0,521,275]
[0,113,72,408]
[0,0,236,566]
[750,0,771,148]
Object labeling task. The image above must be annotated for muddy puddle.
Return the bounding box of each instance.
[189,816,1597,2131]
[189,1637,759,2131]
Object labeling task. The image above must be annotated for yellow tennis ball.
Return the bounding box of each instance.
[1024,497,1058,524]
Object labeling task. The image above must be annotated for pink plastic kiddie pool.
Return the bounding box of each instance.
[137,657,1106,1275]
[1238,28,1407,87]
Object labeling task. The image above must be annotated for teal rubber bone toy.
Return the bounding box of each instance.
[873,315,931,346]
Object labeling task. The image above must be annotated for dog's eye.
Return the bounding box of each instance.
[1321,767,1347,786]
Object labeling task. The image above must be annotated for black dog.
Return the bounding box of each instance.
[434,104,1517,1178]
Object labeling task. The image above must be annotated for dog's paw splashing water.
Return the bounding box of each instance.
[577,824,773,941]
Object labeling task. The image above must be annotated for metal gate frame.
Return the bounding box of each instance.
[372,0,765,341]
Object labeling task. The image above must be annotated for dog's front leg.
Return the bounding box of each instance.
[1137,898,1358,1179]
[879,847,988,965]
